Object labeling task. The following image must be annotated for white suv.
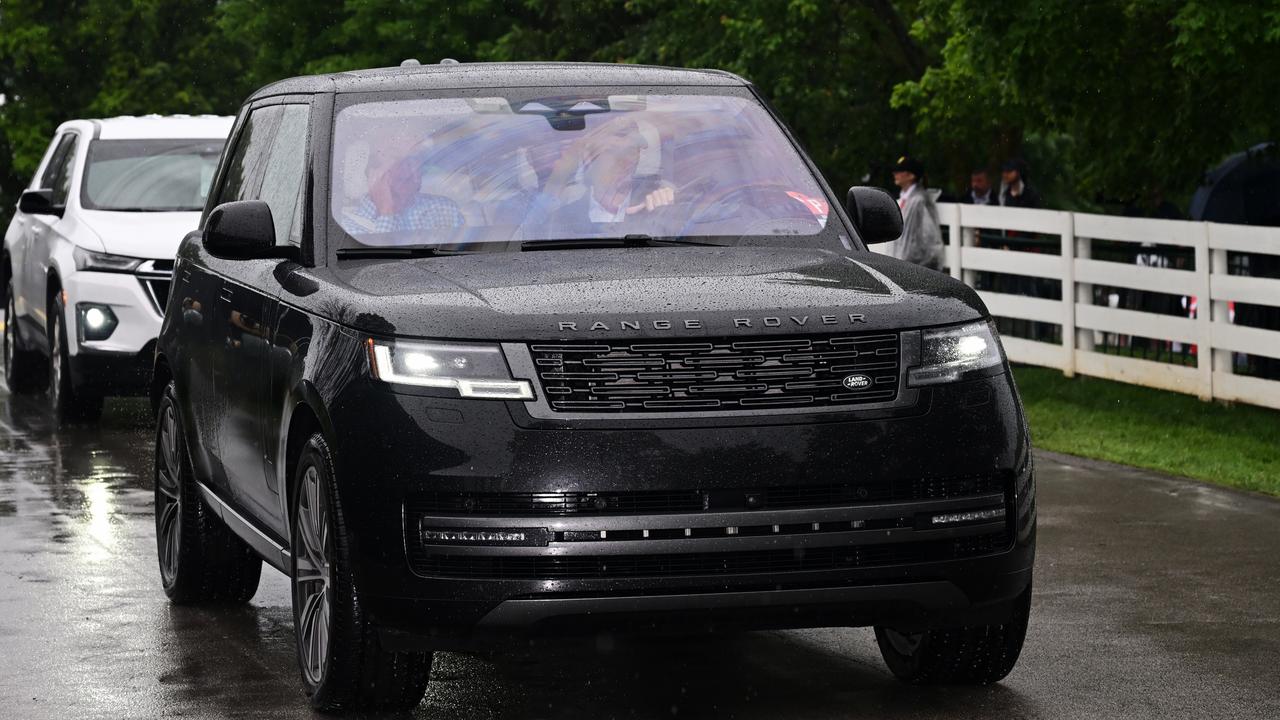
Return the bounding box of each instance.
[2,114,232,422]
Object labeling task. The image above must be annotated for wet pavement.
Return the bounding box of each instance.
[1,386,1278,720]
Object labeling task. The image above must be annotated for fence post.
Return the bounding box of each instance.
[946,204,963,281]
[1062,211,1078,377]
[1197,224,1217,401]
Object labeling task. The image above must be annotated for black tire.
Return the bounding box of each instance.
[47,294,103,423]
[154,381,262,603]
[3,280,46,393]
[291,432,431,713]
[874,584,1031,685]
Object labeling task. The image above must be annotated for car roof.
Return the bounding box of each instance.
[57,115,235,140]
[250,61,750,100]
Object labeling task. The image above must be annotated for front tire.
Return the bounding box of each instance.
[3,280,45,393]
[154,381,262,603]
[291,432,431,713]
[874,585,1032,685]
[48,294,103,423]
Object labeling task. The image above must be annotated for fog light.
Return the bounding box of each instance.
[76,303,118,341]
[930,507,1006,526]
[420,526,551,547]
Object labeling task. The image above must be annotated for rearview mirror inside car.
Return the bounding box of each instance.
[203,201,297,261]
[18,189,63,218]
[846,186,903,244]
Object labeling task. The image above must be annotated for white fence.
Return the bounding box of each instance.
[921,203,1280,411]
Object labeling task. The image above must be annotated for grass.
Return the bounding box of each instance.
[1012,365,1280,496]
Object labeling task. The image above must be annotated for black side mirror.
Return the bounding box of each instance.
[846,186,903,244]
[18,189,63,217]
[203,201,296,260]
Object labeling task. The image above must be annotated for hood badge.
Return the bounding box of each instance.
[842,374,873,390]
[557,314,868,332]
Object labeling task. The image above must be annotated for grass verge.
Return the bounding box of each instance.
[1012,366,1280,496]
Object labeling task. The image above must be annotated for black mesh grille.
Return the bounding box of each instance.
[529,332,900,413]
[409,532,1011,580]
[409,475,1006,517]
[140,278,171,314]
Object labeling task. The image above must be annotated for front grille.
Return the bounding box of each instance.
[410,475,1005,517]
[410,532,1011,580]
[529,332,900,413]
[140,278,171,315]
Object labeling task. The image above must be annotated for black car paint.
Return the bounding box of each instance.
[156,63,1035,647]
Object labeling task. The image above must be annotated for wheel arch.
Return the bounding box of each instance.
[279,381,337,539]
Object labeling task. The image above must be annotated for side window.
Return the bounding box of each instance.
[216,105,283,207]
[38,134,76,190]
[258,105,311,246]
[49,134,80,206]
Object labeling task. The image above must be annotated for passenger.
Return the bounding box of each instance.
[350,135,465,234]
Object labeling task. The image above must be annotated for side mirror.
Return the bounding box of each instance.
[18,189,63,217]
[202,201,296,260]
[846,186,903,244]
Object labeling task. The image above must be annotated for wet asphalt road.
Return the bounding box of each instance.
[1,388,1278,719]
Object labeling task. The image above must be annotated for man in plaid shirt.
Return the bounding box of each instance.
[350,144,464,234]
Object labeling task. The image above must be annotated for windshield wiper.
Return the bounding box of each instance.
[520,235,724,251]
[336,246,468,259]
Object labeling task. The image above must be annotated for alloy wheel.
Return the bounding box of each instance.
[48,312,62,408]
[883,627,925,656]
[294,465,333,687]
[155,402,183,585]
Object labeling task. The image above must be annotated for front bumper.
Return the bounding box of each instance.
[63,265,167,394]
[327,372,1036,648]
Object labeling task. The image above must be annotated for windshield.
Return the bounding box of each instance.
[81,139,224,212]
[331,90,839,250]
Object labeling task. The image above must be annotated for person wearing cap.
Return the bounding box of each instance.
[999,158,1042,209]
[889,155,944,271]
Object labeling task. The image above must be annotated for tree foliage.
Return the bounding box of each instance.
[2,0,1279,224]
[895,0,1280,205]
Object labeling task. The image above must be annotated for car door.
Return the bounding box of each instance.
[16,133,77,344]
[203,101,311,527]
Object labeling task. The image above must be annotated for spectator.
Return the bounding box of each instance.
[999,158,1042,208]
[959,168,996,205]
[890,155,944,270]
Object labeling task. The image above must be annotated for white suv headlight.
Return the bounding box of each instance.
[908,320,1005,386]
[73,246,144,273]
[366,339,534,400]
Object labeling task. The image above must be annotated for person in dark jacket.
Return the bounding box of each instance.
[999,158,1042,208]
[959,168,997,205]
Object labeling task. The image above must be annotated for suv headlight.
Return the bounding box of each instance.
[908,320,1005,386]
[366,339,534,400]
[73,246,143,273]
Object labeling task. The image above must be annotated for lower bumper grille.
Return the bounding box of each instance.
[411,532,1011,580]
[411,475,1005,517]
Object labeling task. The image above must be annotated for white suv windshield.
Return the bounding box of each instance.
[81,139,223,212]
[331,92,833,248]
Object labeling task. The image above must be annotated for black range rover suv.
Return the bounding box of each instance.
[152,61,1035,712]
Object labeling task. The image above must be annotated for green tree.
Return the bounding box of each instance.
[894,0,1280,207]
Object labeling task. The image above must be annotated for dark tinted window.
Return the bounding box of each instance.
[38,134,75,189]
[257,105,310,245]
[49,134,79,206]
[216,105,283,206]
[81,139,224,212]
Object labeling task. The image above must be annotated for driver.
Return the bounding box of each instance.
[531,116,676,235]
[350,134,465,234]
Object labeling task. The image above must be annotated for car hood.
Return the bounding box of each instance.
[77,209,202,260]
[313,246,988,341]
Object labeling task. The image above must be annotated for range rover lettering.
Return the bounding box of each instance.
[151,62,1035,712]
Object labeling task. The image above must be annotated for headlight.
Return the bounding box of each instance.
[907,320,1005,386]
[73,246,143,273]
[366,339,534,400]
[76,302,119,341]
